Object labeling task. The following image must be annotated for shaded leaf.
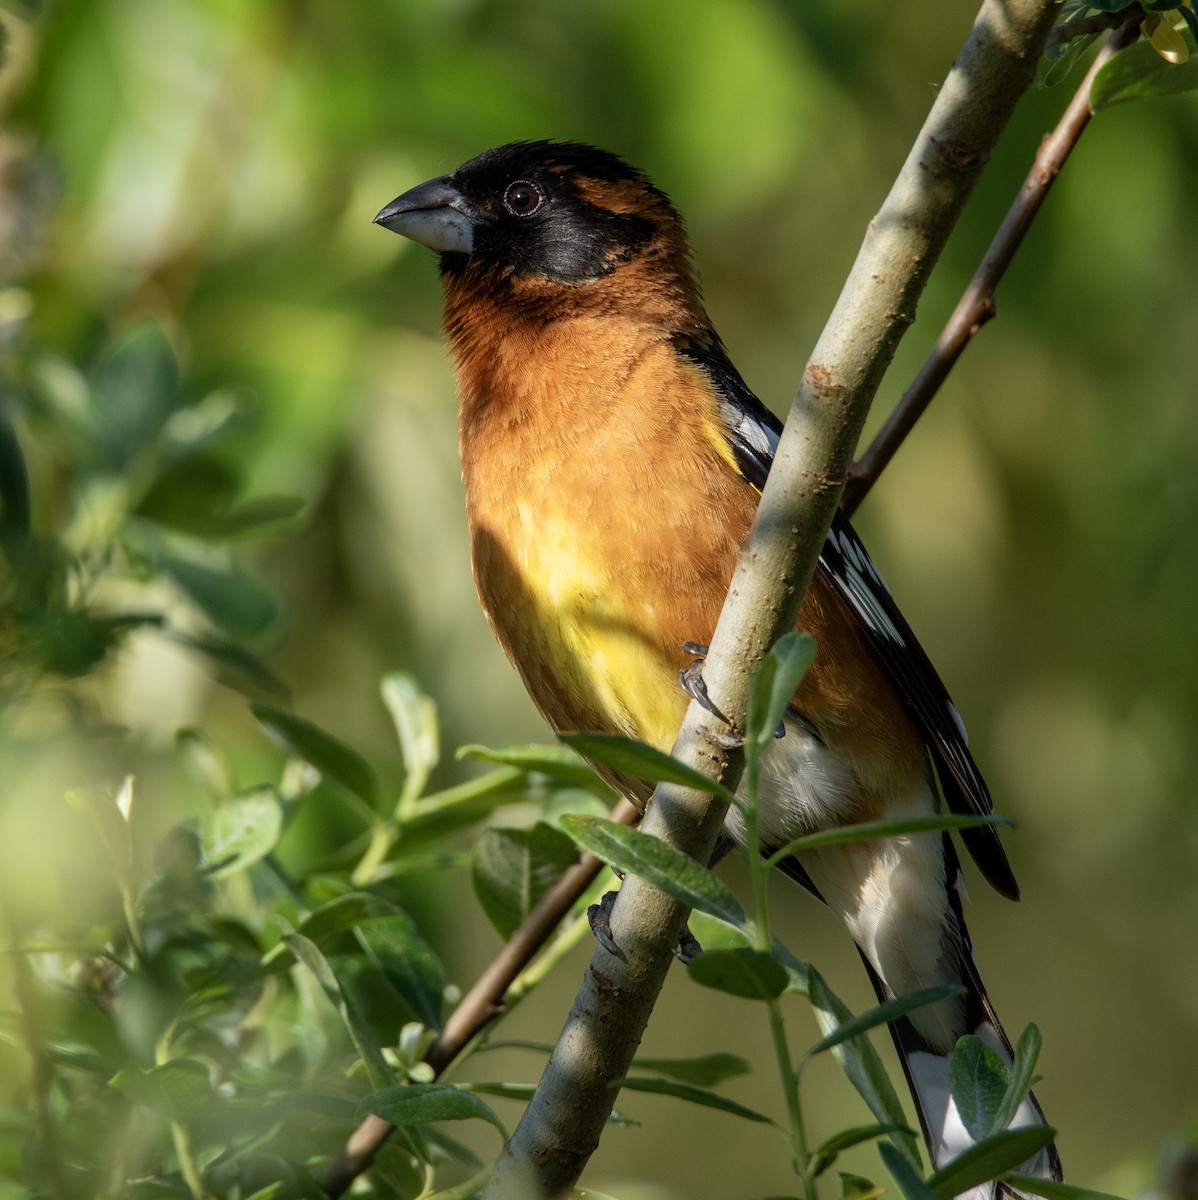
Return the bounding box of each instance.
[1091,34,1198,108]
[840,1173,886,1200]
[356,911,445,1031]
[988,1023,1043,1135]
[746,632,815,758]
[110,1059,211,1120]
[361,1082,505,1135]
[158,549,279,639]
[558,816,749,932]
[927,1127,1058,1200]
[879,1142,936,1200]
[1001,1174,1125,1200]
[296,892,398,944]
[253,703,379,806]
[949,1035,1009,1141]
[767,812,1012,864]
[613,1076,773,1124]
[630,1052,750,1087]
[813,1124,919,1176]
[686,947,788,1000]
[472,823,579,939]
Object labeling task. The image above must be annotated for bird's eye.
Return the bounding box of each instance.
[503,180,544,217]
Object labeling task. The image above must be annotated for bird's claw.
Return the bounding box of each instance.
[679,641,784,741]
[587,890,625,960]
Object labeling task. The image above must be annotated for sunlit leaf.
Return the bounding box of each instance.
[1091,34,1198,108]
[383,672,440,810]
[199,787,283,878]
[459,742,612,794]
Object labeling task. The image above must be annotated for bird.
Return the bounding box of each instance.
[374,140,1060,1192]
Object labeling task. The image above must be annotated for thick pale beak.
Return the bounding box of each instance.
[374,177,474,254]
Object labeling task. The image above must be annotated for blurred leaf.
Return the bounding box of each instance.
[459,742,613,794]
[199,787,283,879]
[539,788,612,831]
[746,632,815,760]
[110,1059,211,1120]
[383,671,440,810]
[297,892,397,943]
[361,1082,506,1135]
[472,822,579,939]
[559,733,737,803]
[558,816,749,933]
[253,703,379,807]
[840,1173,886,1200]
[613,1076,773,1124]
[629,1052,749,1087]
[808,968,921,1165]
[879,1142,936,1200]
[283,932,393,1090]
[176,726,236,799]
[949,1035,1009,1141]
[356,911,445,1032]
[0,398,31,540]
[1091,34,1198,108]
[805,986,965,1058]
[988,1023,1043,1135]
[157,548,278,639]
[65,783,134,883]
[168,631,287,697]
[927,1127,1058,1200]
[686,947,788,1000]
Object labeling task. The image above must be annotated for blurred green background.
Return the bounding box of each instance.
[1,1,1196,1197]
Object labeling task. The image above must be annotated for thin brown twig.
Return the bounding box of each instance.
[319,798,640,1198]
[842,20,1142,517]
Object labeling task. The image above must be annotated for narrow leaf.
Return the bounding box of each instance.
[988,1022,1043,1134]
[158,549,279,639]
[949,1035,1009,1141]
[630,1052,750,1087]
[927,1127,1058,1200]
[1001,1174,1125,1200]
[747,632,816,757]
[813,1124,919,1176]
[253,703,379,807]
[808,968,921,1164]
[382,672,440,810]
[879,1141,937,1200]
[686,947,788,1000]
[558,816,749,932]
[559,733,737,803]
[805,986,965,1058]
[840,1173,886,1200]
[767,812,1012,864]
[613,1076,774,1125]
[361,1082,505,1135]
[458,742,612,794]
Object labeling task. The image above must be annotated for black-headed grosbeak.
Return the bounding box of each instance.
[375,141,1060,1191]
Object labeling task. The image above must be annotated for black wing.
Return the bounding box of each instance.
[680,337,1018,900]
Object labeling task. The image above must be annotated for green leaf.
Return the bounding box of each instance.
[253,703,380,807]
[459,742,613,794]
[356,911,445,1031]
[110,1059,212,1120]
[613,1076,773,1124]
[361,1082,506,1136]
[1091,34,1198,109]
[988,1023,1043,1135]
[283,932,393,1089]
[949,1035,1009,1141]
[558,816,749,932]
[471,822,580,939]
[382,672,440,811]
[840,1173,886,1200]
[808,968,921,1165]
[539,788,612,831]
[175,727,235,799]
[1001,1174,1125,1200]
[0,399,31,541]
[297,892,398,943]
[805,986,965,1058]
[686,947,788,1000]
[630,1052,750,1087]
[559,733,737,803]
[199,787,282,878]
[879,1142,937,1200]
[746,632,815,758]
[157,548,279,639]
[813,1124,919,1176]
[927,1127,1058,1200]
[767,812,1012,864]
[65,783,135,883]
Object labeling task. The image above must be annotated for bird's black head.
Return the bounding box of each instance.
[375,140,687,287]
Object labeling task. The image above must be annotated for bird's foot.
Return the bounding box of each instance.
[587,886,705,963]
[679,641,784,742]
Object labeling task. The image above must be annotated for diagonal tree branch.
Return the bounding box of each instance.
[843,19,1142,517]
[483,2,1064,1197]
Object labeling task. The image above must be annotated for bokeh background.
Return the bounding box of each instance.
[2,2,1197,1197]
